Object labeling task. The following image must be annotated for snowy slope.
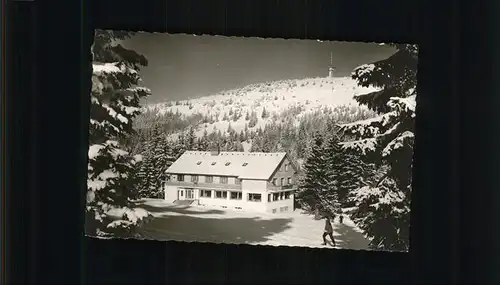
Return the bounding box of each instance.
[135,199,370,250]
[144,76,379,138]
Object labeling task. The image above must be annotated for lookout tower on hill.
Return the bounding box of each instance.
[328,52,336,78]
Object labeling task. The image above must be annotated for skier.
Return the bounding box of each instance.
[339,214,344,224]
[322,216,336,247]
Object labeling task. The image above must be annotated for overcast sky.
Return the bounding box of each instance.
[121,33,396,103]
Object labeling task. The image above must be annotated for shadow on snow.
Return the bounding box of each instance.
[135,200,226,215]
[332,223,371,250]
[135,202,293,245]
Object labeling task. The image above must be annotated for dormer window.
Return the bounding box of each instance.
[225,162,231,166]
[242,162,248,167]
[211,162,217,165]
[196,161,202,165]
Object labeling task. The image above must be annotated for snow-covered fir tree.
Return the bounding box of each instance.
[135,129,156,195]
[296,133,331,213]
[185,126,197,151]
[338,44,417,251]
[322,133,343,213]
[136,124,177,198]
[335,149,374,208]
[197,129,210,151]
[87,30,153,237]
[261,107,269,119]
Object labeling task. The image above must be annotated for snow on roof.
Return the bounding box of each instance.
[166,151,287,180]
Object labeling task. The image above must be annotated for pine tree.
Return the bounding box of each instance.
[136,128,156,195]
[249,136,263,152]
[87,30,152,237]
[296,122,309,158]
[296,133,330,213]
[261,107,268,119]
[239,130,245,142]
[321,134,343,213]
[197,129,210,151]
[338,44,417,251]
[248,111,259,128]
[177,132,186,148]
[149,128,175,198]
[185,126,197,151]
[335,150,372,207]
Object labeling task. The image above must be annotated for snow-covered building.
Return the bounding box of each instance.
[164,150,298,213]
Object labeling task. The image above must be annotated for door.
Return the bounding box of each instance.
[178,189,184,200]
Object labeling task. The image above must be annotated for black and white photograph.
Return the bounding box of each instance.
[87,30,417,252]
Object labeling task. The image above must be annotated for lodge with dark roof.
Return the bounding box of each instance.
[163,150,298,213]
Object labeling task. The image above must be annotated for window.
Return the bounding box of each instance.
[285,164,289,171]
[225,162,231,166]
[287,177,292,185]
[205,176,213,183]
[248,193,262,202]
[273,193,279,201]
[215,191,227,199]
[280,178,284,186]
[268,194,271,202]
[230,192,242,200]
[272,178,277,186]
[235,178,241,184]
[272,209,277,214]
[220,177,228,184]
[200,190,212,198]
[285,191,291,199]
[280,192,284,200]
[242,162,248,166]
[191,175,198,183]
[211,162,217,165]
[180,190,184,196]
[178,175,185,182]
[196,161,202,165]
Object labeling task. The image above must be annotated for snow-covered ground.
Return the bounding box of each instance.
[135,198,370,250]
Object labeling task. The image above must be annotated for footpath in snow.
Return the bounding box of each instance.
[135,199,370,250]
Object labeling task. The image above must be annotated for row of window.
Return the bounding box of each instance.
[200,190,262,202]
[194,161,290,170]
[271,177,292,186]
[177,174,241,185]
[271,206,289,214]
[177,174,294,187]
[197,190,293,203]
[196,161,249,167]
[268,191,292,202]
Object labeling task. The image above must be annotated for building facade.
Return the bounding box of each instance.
[164,151,298,213]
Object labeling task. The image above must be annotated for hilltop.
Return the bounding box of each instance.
[139,76,379,143]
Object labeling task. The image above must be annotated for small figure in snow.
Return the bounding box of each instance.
[322,216,336,247]
[339,214,344,224]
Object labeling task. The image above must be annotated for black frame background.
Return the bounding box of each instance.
[5,0,496,283]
